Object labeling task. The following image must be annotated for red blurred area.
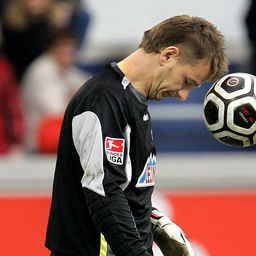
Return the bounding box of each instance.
[0,190,256,256]
[36,116,63,153]
[165,190,256,256]
[0,197,51,256]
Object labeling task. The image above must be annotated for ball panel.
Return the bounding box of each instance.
[234,103,256,129]
[221,76,245,93]
[214,73,252,100]
[204,100,219,125]
[218,136,244,147]
[227,97,256,135]
[214,131,251,147]
[203,93,224,131]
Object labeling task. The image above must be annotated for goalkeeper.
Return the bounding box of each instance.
[45,15,227,256]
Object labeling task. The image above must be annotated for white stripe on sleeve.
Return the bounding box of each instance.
[72,111,105,196]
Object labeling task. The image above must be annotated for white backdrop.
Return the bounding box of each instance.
[82,0,250,62]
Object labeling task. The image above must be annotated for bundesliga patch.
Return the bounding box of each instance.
[105,137,125,165]
[136,153,156,187]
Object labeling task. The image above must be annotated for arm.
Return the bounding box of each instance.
[84,186,150,256]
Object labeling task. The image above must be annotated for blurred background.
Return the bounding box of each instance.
[0,0,256,255]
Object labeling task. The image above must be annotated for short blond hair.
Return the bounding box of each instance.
[139,15,228,82]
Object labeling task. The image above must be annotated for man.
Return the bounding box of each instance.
[45,15,227,256]
[22,29,87,152]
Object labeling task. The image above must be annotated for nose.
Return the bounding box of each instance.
[177,89,190,101]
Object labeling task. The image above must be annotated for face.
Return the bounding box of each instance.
[52,2,75,28]
[51,39,77,70]
[24,0,51,16]
[148,47,210,101]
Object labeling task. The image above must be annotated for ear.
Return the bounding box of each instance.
[159,46,180,65]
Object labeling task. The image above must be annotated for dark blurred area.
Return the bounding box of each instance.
[245,0,256,76]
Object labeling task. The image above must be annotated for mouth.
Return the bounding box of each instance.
[162,91,171,98]
[162,91,177,98]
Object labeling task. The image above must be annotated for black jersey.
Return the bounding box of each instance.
[45,63,156,256]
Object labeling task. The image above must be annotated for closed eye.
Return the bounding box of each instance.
[185,78,201,88]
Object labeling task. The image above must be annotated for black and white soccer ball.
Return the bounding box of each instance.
[203,72,256,147]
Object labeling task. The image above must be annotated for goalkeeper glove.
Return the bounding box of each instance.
[151,208,196,256]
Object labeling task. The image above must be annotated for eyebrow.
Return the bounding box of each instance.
[187,78,201,87]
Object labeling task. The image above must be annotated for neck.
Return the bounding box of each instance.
[117,49,158,98]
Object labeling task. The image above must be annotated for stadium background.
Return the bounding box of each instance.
[1,0,256,255]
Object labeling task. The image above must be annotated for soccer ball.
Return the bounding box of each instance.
[203,72,256,147]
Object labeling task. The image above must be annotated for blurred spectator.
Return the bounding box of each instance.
[1,0,90,81]
[245,0,256,75]
[21,29,89,153]
[0,23,25,155]
[1,0,54,81]
[50,0,91,48]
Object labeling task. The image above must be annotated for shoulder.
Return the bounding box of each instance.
[23,54,56,79]
[83,66,127,97]
[69,71,130,116]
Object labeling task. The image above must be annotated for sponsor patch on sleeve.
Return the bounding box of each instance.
[136,153,156,187]
[105,137,125,165]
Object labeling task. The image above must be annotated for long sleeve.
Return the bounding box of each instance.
[72,89,151,255]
